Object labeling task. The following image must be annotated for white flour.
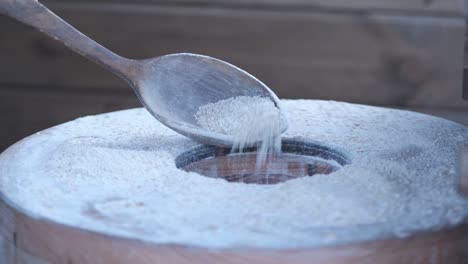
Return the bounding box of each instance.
[0,100,467,249]
[195,96,282,165]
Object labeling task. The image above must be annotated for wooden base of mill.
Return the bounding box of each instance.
[1,199,467,264]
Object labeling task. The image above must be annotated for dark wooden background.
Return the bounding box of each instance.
[1,0,468,151]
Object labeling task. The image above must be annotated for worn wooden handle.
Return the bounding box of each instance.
[0,0,138,81]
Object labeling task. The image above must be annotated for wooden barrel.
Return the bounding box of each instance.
[1,199,467,263]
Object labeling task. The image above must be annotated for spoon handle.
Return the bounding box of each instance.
[0,0,138,81]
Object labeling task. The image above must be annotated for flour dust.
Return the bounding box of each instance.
[195,96,283,169]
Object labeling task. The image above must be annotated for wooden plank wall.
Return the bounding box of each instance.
[0,0,467,151]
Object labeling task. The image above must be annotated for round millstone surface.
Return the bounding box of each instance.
[1,100,467,248]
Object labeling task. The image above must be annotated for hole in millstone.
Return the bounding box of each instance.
[175,138,350,185]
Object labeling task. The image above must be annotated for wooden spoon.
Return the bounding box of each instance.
[0,0,287,147]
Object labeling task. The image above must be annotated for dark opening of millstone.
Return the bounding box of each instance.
[175,138,350,185]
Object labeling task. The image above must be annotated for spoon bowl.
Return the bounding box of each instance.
[134,53,287,146]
